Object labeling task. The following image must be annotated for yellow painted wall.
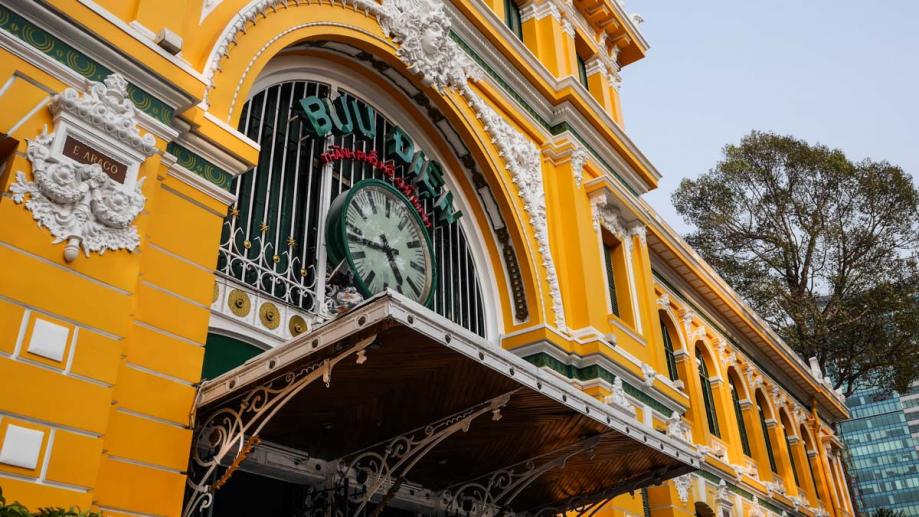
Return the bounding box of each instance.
[0,1,854,516]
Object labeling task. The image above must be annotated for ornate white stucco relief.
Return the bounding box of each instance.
[605,377,635,416]
[640,362,656,387]
[202,0,568,331]
[570,144,588,188]
[10,73,155,262]
[667,411,691,442]
[673,474,691,503]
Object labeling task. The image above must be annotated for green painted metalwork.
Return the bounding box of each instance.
[660,315,679,382]
[695,469,785,515]
[202,333,263,380]
[167,142,234,191]
[730,375,753,456]
[697,348,721,438]
[0,5,174,124]
[522,352,673,416]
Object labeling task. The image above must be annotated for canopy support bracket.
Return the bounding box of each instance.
[182,332,379,517]
[439,434,606,516]
[338,390,517,517]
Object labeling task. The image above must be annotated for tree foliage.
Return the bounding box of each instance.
[672,131,919,396]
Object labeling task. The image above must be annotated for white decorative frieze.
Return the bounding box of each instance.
[667,411,691,442]
[640,362,656,387]
[716,480,731,505]
[750,496,766,517]
[203,0,568,331]
[605,377,635,416]
[570,144,588,188]
[673,474,691,503]
[10,73,154,262]
[699,442,727,460]
[590,196,627,239]
[377,0,481,92]
[657,293,670,311]
[681,310,696,336]
[765,480,786,497]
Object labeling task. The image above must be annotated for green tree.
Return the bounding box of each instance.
[672,131,919,396]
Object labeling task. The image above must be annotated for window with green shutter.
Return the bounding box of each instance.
[758,397,779,473]
[730,376,752,456]
[504,0,523,40]
[660,316,679,381]
[577,54,589,89]
[785,428,801,486]
[604,243,620,317]
[696,349,720,438]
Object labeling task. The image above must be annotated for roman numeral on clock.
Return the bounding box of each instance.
[410,261,425,274]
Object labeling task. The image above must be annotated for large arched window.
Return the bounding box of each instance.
[659,314,679,381]
[781,412,801,487]
[800,424,823,502]
[696,348,720,438]
[729,373,752,456]
[757,392,779,473]
[218,79,487,336]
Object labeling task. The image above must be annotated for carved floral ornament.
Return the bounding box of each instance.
[673,474,691,503]
[203,0,570,330]
[10,73,155,262]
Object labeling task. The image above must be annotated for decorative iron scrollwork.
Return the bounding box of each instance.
[337,391,517,516]
[182,333,378,517]
[440,435,603,516]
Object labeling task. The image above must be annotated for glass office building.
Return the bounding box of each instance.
[839,388,919,515]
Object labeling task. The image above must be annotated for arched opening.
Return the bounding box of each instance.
[727,368,752,457]
[695,344,721,439]
[695,501,717,517]
[755,390,779,476]
[800,424,824,504]
[779,409,801,490]
[211,48,512,348]
[658,310,680,382]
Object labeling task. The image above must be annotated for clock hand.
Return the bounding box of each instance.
[378,234,403,285]
[349,234,399,255]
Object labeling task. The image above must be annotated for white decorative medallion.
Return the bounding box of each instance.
[27,318,70,362]
[10,73,155,262]
[673,474,691,503]
[0,425,44,469]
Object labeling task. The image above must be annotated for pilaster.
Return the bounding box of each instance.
[584,56,614,111]
[519,2,569,78]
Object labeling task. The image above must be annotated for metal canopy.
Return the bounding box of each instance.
[186,293,699,516]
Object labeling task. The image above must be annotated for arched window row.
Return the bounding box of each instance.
[656,290,837,503]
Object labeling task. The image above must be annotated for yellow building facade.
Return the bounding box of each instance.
[0,0,855,516]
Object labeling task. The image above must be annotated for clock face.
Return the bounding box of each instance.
[327,180,436,305]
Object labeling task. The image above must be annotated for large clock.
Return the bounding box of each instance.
[326,179,437,306]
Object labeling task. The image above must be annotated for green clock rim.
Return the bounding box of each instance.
[326,178,438,307]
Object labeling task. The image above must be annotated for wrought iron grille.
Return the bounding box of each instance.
[217,80,486,336]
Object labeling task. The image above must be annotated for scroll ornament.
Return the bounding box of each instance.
[9,73,154,262]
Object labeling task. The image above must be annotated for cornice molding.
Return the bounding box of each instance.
[2,0,196,116]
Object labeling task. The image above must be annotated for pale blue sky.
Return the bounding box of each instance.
[622,1,919,234]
